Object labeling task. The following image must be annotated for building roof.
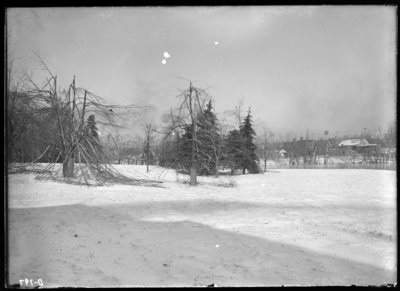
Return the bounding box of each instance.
[329,139,341,146]
[313,140,332,147]
[338,138,370,147]
[296,139,313,150]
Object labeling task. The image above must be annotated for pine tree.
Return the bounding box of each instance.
[82,114,101,163]
[240,108,260,174]
[196,101,220,175]
[87,115,99,140]
[226,129,245,174]
[179,125,195,172]
[176,101,220,175]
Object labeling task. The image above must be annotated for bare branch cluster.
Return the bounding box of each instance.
[7,53,159,187]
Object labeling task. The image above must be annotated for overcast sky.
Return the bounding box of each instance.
[7,6,396,140]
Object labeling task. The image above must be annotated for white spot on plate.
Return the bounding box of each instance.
[164,52,170,58]
[216,244,219,247]
[215,42,218,45]
[262,184,265,186]
[162,59,166,64]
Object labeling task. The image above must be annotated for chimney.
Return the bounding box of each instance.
[300,137,303,141]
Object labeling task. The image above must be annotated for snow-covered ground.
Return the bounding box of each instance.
[7,165,397,287]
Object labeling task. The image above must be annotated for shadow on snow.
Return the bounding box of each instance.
[7,201,395,287]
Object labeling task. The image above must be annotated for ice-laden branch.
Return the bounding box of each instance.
[71,88,150,127]
[23,73,160,186]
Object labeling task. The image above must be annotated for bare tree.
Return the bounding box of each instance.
[150,134,162,166]
[281,132,300,165]
[142,122,156,172]
[226,98,245,129]
[256,126,275,171]
[209,112,231,178]
[193,103,228,178]
[10,53,160,186]
[6,54,40,162]
[162,80,213,186]
[107,129,127,164]
[384,120,397,148]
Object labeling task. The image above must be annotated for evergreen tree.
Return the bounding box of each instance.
[240,108,260,174]
[87,115,99,140]
[199,101,218,129]
[225,108,260,174]
[196,101,220,175]
[226,129,245,173]
[176,100,220,175]
[179,125,195,172]
[82,114,101,162]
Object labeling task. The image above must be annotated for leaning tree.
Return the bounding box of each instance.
[10,54,160,187]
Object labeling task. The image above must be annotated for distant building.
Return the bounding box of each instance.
[313,139,332,155]
[336,138,377,155]
[296,137,314,153]
[338,138,370,147]
[329,138,341,147]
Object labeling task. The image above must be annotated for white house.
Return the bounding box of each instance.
[278,149,287,157]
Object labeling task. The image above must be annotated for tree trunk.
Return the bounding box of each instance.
[190,167,197,186]
[146,150,149,173]
[191,124,196,185]
[215,157,219,178]
[189,85,197,186]
[63,155,75,178]
[242,167,246,174]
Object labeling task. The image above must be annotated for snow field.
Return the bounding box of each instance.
[7,165,397,286]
